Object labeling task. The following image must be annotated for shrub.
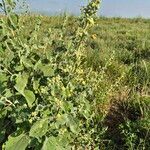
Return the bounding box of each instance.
[0,0,109,149]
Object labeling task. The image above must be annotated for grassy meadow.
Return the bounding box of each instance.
[0,3,150,149]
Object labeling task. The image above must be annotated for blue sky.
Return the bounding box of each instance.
[1,0,150,18]
[26,0,150,18]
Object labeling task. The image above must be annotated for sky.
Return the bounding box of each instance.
[1,0,150,18]
[26,0,150,18]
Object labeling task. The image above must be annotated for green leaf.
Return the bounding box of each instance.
[67,115,79,134]
[24,90,35,108]
[42,137,65,150]
[42,137,56,150]
[21,56,33,68]
[5,134,30,150]
[55,114,69,128]
[3,47,14,64]
[15,73,28,94]
[46,50,53,60]
[15,65,24,71]
[29,118,48,138]
[10,14,19,25]
[35,61,54,77]
[4,89,12,98]
[33,80,39,91]
[41,65,54,77]
[0,73,7,82]
[15,74,35,107]
[58,132,72,149]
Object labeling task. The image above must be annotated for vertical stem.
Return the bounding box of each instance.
[2,0,8,15]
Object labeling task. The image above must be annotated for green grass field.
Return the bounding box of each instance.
[0,2,150,149]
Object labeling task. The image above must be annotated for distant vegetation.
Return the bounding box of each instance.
[0,0,150,149]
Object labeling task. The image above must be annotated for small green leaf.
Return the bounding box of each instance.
[15,73,28,94]
[42,137,56,150]
[35,61,54,77]
[46,50,52,60]
[29,118,48,138]
[55,114,69,128]
[24,90,35,108]
[5,134,30,150]
[21,56,33,68]
[41,65,54,77]
[42,137,65,150]
[33,80,39,91]
[15,65,24,71]
[0,73,8,82]
[58,132,71,149]
[10,14,19,25]
[67,115,79,134]
[4,89,12,97]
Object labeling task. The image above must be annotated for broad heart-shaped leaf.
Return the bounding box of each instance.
[29,118,48,138]
[24,90,35,108]
[15,73,29,94]
[5,134,30,150]
[42,137,66,150]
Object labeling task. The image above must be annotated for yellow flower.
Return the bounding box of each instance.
[82,81,86,85]
[91,34,97,39]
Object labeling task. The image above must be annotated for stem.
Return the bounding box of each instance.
[2,0,8,15]
[0,64,13,75]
